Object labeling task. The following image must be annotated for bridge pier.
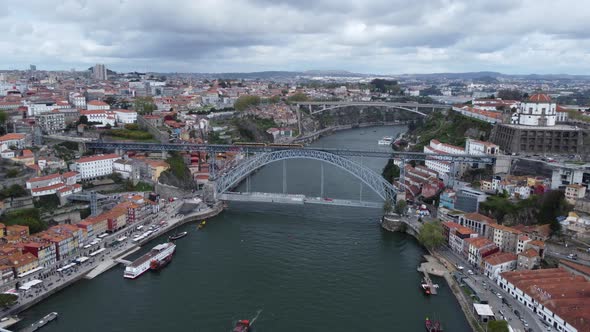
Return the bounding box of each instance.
[161,150,168,160]
[78,142,86,154]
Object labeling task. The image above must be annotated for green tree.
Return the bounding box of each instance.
[418,221,445,249]
[382,159,400,183]
[268,95,281,103]
[0,184,27,199]
[103,96,118,106]
[0,294,17,308]
[287,93,308,103]
[78,115,88,125]
[395,200,407,215]
[6,168,19,178]
[234,95,261,111]
[134,96,157,115]
[383,199,393,214]
[0,110,7,135]
[487,320,509,332]
[497,89,523,101]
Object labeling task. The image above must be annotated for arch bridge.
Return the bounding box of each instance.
[214,149,397,207]
[296,101,450,116]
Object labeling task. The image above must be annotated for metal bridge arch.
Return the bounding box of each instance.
[215,149,397,203]
[307,104,428,117]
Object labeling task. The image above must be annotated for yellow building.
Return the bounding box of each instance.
[144,159,170,182]
[10,253,39,276]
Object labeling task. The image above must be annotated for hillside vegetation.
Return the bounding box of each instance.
[407,111,492,151]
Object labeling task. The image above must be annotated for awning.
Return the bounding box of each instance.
[89,248,106,257]
[56,263,77,272]
[19,279,43,290]
[17,266,43,278]
[75,257,89,263]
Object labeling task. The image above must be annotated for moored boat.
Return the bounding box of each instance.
[168,231,188,241]
[233,319,251,332]
[150,252,173,271]
[421,279,431,295]
[198,220,206,229]
[124,242,176,279]
[425,317,443,332]
[377,136,394,145]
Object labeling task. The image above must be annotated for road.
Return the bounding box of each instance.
[437,246,552,332]
[0,198,212,318]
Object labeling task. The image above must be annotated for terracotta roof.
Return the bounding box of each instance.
[529,240,545,248]
[528,93,552,103]
[442,221,462,229]
[560,260,590,278]
[0,133,25,142]
[465,237,495,249]
[519,248,539,258]
[463,212,496,224]
[31,182,65,193]
[76,153,119,163]
[87,100,108,106]
[500,268,590,332]
[484,252,517,265]
[488,223,522,234]
[62,171,79,178]
[27,173,62,183]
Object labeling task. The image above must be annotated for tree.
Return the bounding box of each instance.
[382,159,400,183]
[234,95,261,111]
[383,199,393,214]
[369,79,401,94]
[287,93,308,103]
[78,115,88,125]
[134,96,157,115]
[487,320,509,332]
[0,110,7,135]
[103,96,118,106]
[497,89,523,100]
[395,200,407,215]
[418,221,445,249]
[268,95,281,103]
[0,294,17,308]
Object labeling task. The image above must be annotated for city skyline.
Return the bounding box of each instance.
[3,0,590,74]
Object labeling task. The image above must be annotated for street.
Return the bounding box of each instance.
[437,246,551,332]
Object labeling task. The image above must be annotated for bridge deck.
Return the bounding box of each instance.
[219,192,382,209]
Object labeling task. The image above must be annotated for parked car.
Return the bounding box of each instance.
[457,265,464,270]
[467,270,474,275]
[496,293,503,299]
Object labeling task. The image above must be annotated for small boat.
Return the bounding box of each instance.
[198,220,206,229]
[168,231,188,241]
[377,136,394,145]
[425,317,443,332]
[233,319,251,332]
[421,279,431,295]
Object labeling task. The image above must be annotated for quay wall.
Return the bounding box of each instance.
[9,202,224,317]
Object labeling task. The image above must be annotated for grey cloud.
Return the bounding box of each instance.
[3,0,590,73]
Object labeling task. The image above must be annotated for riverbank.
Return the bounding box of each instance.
[380,222,483,332]
[293,121,409,144]
[5,200,224,319]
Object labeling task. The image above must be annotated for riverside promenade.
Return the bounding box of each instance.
[1,199,224,321]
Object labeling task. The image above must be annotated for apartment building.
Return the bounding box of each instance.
[73,153,119,180]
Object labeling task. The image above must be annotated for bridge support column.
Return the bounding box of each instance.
[78,142,86,154]
[282,160,287,194]
[161,150,168,160]
[320,162,324,198]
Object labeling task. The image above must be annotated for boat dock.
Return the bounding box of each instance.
[20,312,58,332]
[418,255,448,295]
[114,258,132,265]
[0,316,20,330]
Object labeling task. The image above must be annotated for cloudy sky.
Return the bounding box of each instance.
[2,0,590,74]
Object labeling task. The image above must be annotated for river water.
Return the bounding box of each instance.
[15,126,470,332]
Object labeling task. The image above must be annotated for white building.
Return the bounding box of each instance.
[497,269,590,332]
[0,133,26,151]
[72,153,120,180]
[36,112,66,134]
[86,100,110,111]
[113,109,137,124]
[512,94,557,126]
[80,110,116,127]
[68,92,86,109]
[113,159,139,180]
[424,139,464,181]
[26,101,71,116]
[465,138,499,156]
[565,184,586,204]
[483,252,517,280]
